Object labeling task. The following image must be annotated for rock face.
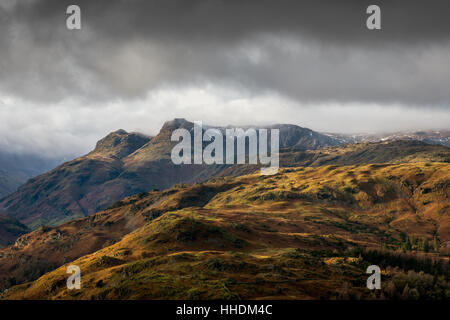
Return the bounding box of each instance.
[89,129,150,159]
[0,119,342,229]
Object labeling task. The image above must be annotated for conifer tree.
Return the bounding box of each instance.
[432,236,439,252]
[424,238,430,253]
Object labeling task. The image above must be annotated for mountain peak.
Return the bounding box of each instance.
[90,130,151,159]
[161,118,193,131]
[113,129,128,135]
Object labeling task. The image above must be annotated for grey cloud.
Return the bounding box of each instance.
[12,0,450,45]
[0,0,450,107]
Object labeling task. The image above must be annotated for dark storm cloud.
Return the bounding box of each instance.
[1,0,450,106]
[11,0,450,44]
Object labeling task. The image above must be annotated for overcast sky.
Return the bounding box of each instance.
[1,0,450,158]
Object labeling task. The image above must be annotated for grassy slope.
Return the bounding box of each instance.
[2,162,449,299]
[217,140,450,178]
[0,183,238,290]
[281,140,450,167]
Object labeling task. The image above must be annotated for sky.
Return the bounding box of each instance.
[0,0,450,158]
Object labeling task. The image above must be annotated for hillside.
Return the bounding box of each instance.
[2,162,448,299]
[0,152,61,199]
[281,140,450,167]
[0,214,29,248]
[216,139,450,178]
[0,130,151,229]
[0,171,22,200]
[0,119,341,229]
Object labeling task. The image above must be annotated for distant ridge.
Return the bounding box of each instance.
[326,130,450,147]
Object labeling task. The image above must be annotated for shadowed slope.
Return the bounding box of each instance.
[0,130,150,228]
[0,214,29,248]
[0,182,237,290]
[0,152,61,199]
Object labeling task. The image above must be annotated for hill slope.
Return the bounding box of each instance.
[0,171,22,200]
[281,140,450,167]
[0,152,61,199]
[0,214,29,248]
[0,130,151,229]
[2,162,448,299]
[217,139,450,178]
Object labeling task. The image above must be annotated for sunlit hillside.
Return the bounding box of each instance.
[2,162,448,300]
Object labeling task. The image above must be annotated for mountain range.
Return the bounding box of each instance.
[0,119,344,229]
[0,118,448,299]
[0,119,449,232]
[327,130,450,148]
